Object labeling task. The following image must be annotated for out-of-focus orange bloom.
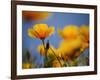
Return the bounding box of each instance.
[58,25,79,40]
[28,24,54,40]
[52,59,64,67]
[79,25,89,43]
[58,25,89,60]
[37,44,57,56]
[79,25,89,49]
[22,63,33,69]
[37,44,46,56]
[23,11,51,21]
[58,38,82,60]
[58,38,82,56]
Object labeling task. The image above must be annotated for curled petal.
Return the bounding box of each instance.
[28,29,37,38]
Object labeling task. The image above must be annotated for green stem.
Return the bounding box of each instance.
[41,39,48,67]
[42,39,48,56]
[42,39,45,49]
[50,47,63,67]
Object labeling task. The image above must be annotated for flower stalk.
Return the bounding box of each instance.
[50,47,63,67]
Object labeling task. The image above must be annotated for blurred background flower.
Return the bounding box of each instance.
[79,25,89,49]
[52,59,64,67]
[22,63,34,69]
[58,38,82,60]
[57,25,89,61]
[58,25,79,40]
[37,44,57,56]
[23,11,51,21]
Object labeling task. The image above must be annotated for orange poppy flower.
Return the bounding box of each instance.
[28,24,55,40]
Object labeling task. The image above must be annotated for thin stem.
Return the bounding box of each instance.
[42,39,45,49]
[42,39,48,55]
[50,47,63,67]
[41,39,48,67]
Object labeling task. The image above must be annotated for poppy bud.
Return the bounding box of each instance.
[46,40,50,50]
